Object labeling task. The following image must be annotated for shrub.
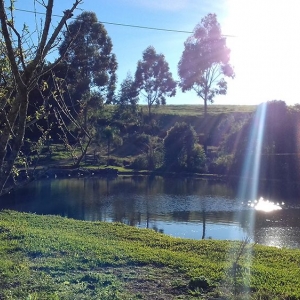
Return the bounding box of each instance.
[130,155,148,170]
[211,154,233,174]
[190,144,207,172]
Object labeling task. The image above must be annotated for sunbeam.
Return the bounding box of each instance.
[238,102,267,201]
[230,103,267,297]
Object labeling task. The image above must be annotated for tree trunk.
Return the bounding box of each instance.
[148,104,152,119]
[0,90,29,194]
[107,139,111,165]
[75,135,92,167]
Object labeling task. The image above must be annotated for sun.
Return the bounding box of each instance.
[223,0,300,105]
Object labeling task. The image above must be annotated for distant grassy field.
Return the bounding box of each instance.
[104,104,257,117]
[148,104,257,116]
[1,210,300,299]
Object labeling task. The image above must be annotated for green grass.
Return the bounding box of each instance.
[149,104,257,116]
[96,104,258,117]
[1,210,300,299]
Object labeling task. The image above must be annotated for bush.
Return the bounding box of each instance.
[164,122,198,171]
[99,156,124,167]
[130,155,148,170]
[130,150,164,170]
[190,144,207,172]
[211,154,233,174]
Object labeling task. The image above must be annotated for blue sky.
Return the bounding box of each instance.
[13,0,300,106]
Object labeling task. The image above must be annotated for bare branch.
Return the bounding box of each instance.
[6,22,27,71]
[42,0,82,60]
[0,0,25,89]
[28,0,82,79]
[35,0,54,61]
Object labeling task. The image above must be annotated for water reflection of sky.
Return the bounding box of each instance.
[140,220,250,242]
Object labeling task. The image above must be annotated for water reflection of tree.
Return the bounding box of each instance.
[152,225,164,234]
[111,194,138,225]
[201,198,207,240]
[172,211,190,221]
[202,210,206,239]
[171,209,206,240]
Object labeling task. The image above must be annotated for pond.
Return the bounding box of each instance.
[1,175,300,249]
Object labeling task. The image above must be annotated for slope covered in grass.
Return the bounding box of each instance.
[0,210,300,299]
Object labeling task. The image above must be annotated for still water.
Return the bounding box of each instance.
[1,176,300,249]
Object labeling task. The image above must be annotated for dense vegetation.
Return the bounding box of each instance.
[1,210,300,299]
[21,101,300,191]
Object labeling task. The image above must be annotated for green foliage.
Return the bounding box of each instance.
[164,122,206,171]
[211,154,233,174]
[51,12,119,167]
[130,154,149,170]
[100,126,122,162]
[263,100,288,153]
[130,151,164,170]
[59,11,117,104]
[223,100,300,182]
[178,13,234,114]
[114,73,140,123]
[128,132,149,150]
[127,133,164,170]
[190,144,207,172]
[134,46,176,116]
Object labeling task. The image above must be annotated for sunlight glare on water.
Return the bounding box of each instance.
[248,197,283,212]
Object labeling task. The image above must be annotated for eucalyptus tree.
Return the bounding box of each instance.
[114,73,139,123]
[59,11,117,129]
[178,13,234,115]
[134,46,176,117]
[0,0,83,195]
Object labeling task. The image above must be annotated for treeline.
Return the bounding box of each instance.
[21,10,234,173]
[106,100,300,185]
[28,83,300,186]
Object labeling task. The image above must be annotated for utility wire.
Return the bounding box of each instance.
[15,8,236,37]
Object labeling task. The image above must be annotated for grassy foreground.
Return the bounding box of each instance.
[1,211,300,299]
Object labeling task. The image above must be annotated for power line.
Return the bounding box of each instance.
[15,8,236,37]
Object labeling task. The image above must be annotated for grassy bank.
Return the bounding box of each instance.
[1,210,300,299]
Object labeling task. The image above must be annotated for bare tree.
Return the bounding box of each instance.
[0,0,83,195]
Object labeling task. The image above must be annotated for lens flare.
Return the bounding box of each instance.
[238,102,267,201]
[230,103,267,298]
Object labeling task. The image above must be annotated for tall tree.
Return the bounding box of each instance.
[178,13,234,115]
[101,125,122,164]
[59,11,118,128]
[115,73,139,123]
[134,46,176,117]
[0,0,82,195]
